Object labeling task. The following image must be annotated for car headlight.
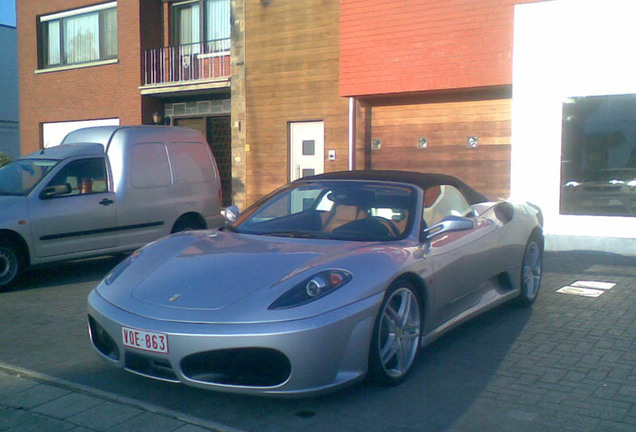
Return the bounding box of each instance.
[269,269,352,310]
[104,249,142,285]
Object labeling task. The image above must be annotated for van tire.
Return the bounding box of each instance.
[0,239,23,292]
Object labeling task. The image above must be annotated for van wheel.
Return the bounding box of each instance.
[0,239,22,292]
[172,216,205,233]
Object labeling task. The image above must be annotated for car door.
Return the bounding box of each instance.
[422,185,499,328]
[29,157,118,258]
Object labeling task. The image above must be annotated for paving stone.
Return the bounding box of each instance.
[67,400,143,430]
[2,413,76,432]
[0,384,70,410]
[32,393,103,419]
[105,411,185,432]
[0,372,38,400]
[0,405,32,429]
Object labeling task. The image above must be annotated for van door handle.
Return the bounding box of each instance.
[99,198,115,206]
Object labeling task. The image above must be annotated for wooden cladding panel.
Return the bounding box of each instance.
[370,97,512,198]
[245,0,349,205]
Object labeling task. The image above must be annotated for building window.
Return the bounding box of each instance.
[40,2,118,69]
[172,0,230,53]
[561,94,636,217]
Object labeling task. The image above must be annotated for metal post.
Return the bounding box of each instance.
[348,97,356,171]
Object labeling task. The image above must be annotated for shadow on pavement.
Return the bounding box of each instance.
[12,255,126,292]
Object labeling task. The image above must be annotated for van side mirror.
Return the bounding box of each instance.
[423,215,474,240]
[223,205,239,222]
[41,183,71,199]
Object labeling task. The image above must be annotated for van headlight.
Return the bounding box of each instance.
[269,270,352,310]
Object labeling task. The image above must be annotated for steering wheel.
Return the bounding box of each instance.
[367,217,400,237]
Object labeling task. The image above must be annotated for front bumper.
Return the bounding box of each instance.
[87,290,382,396]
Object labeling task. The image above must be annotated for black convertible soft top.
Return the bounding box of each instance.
[299,170,488,205]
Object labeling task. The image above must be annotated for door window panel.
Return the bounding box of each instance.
[46,158,108,197]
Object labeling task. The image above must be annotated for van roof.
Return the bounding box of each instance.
[62,125,203,148]
[24,143,105,161]
[22,126,205,161]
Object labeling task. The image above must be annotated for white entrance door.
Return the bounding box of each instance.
[290,121,324,181]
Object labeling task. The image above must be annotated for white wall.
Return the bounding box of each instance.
[511,0,636,253]
[42,118,120,148]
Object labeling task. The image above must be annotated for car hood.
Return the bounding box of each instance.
[96,230,410,323]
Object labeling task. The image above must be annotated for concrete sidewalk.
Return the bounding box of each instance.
[0,365,242,432]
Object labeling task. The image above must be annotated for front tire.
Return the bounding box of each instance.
[368,280,422,386]
[516,235,543,307]
[0,240,22,292]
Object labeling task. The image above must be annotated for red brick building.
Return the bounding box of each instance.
[17,0,237,206]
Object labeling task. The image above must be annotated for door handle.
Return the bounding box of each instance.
[99,198,115,206]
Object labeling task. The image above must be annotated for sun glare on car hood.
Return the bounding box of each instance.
[102,231,370,323]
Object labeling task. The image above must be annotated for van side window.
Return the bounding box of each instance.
[131,143,171,188]
[169,142,215,184]
[46,158,108,196]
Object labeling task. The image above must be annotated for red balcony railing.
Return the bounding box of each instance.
[142,39,230,86]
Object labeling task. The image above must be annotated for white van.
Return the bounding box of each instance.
[0,125,224,289]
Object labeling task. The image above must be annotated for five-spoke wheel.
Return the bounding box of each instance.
[369,280,422,385]
[516,235,543,307]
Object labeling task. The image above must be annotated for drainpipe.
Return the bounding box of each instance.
[348,97,356,171]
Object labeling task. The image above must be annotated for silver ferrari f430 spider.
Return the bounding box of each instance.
[87,170,543,396]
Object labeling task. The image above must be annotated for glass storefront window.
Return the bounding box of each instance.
[561,94,636,217]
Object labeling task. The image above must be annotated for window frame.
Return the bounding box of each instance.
[39,2,118,70]
[43,157,110,198]
[171,0,230,53]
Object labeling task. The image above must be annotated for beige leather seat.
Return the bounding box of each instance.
[323,205,366,232]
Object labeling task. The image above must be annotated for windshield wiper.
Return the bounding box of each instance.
[265,231,319,239]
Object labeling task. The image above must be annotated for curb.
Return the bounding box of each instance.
[0,361,248,432]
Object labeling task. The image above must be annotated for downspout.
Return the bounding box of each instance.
[348,97,356,171]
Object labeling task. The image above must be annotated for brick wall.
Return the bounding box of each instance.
[17,0,147,155]
[340,0,538,97]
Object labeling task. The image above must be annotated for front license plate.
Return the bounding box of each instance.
[121,326,169,354]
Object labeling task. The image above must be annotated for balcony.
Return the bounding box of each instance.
[140,39,231,95]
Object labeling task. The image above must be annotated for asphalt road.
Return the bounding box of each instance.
[0,251,635,432]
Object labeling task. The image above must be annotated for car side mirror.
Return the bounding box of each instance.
[41,183,71,199]
[223,205,239,222]
[423,215,474,240]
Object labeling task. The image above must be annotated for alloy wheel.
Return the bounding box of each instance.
[378,287,421,378]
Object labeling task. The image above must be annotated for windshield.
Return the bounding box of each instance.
[0,159,59,196]
[231,181,416,241]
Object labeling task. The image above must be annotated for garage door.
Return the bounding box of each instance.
[370,95,511,199]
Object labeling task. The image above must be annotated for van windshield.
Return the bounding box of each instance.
[0,159,59,196]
